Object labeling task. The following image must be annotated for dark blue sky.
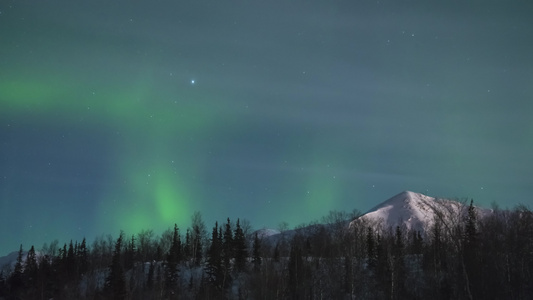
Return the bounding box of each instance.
[1,0,532,256]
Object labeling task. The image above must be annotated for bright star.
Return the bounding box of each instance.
[191,79,195,84]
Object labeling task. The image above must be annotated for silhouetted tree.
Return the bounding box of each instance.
[24,245,38,289]
[205,222,223,290]
[78,238,89,276]
[222,218,234,285]
[105,232,127,300]
[8,244,24,296]
[165,224,181,292]
[66,240,76,278]
[462,199,478,300]
[184,228,192,260]
[234,218,247,272]
[6,203,533,299]
[252,232,262,272]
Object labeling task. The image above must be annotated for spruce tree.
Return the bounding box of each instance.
[105,232,127,300]
[222,218,234,278]
[24,245,38,288]
[464,199,478,249]
[60,243,67,266]
[463,199,479,299]
[234,218,247,272]
[67,240,76,277]
[165,224,181,290]
[8,244,24,295]
[205,222,223,289]
[252,232,261,272]
[184,228,191,260]
[78,238,89,276]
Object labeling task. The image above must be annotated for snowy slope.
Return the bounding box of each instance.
[350,191,475,233]
[255,228,281,239]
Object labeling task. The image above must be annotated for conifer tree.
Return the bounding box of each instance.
[222,218,234,276]
[184,228,191,259]
[67,240,76,277]
[105,232,127,300]
[464,200,478,250]
[8,244,24,295]
[463,199,479,299]
[234,218,247,272]
[165,224,181,290]
[24,245,38,288]
[56,242,66,280]
[205,222,223,289]
[252,232,261,272]
[78,238,88,275]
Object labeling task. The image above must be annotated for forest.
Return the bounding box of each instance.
[1,201,532,300]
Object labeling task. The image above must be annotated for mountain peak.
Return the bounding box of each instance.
[352,191,444,233]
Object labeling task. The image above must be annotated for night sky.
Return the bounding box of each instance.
[1,0,532,256]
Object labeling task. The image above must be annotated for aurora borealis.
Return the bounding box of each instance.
[1,0,533,256]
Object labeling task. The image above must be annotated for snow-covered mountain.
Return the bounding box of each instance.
[254,228,281,239]
[257,191,484,244]
[350,190,488,234]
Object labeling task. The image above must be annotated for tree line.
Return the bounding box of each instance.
[1,201,532,299]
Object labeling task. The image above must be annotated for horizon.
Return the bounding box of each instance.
[0,190,521,257]
[1,1,532,257]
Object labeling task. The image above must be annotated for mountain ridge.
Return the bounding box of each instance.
[350,190,489,234]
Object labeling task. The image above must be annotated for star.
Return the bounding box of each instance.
[191,79,195,85]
